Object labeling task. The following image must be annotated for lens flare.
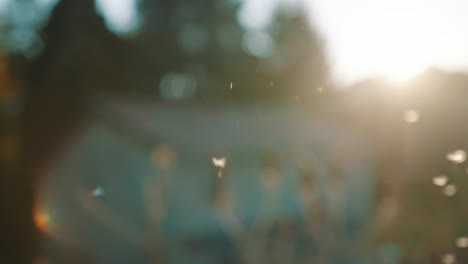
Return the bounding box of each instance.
[34,209,50,233]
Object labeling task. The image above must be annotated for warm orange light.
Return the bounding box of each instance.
[34,210,50,232]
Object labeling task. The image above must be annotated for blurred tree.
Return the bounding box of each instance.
[0,48,23,263]
[1,0,330,262]
[134,0,258,101]
[3,0,130,262]
[134,0,329,103]
[257,5,329,102]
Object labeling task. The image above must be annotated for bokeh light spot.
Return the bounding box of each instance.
[456,237,468,248]
[159,73,197,101]
[404,110,419,123]
[178,25,207,53]
[242,30,274,58]
[443,184,457,197]
[441,254,456,264]
[95,0,140,34]
[446,150,466,164]
[92,186,105,197]
[433,175,448,187]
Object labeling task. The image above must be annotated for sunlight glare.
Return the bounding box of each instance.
[308,0,441,84]
[379,57,427,82]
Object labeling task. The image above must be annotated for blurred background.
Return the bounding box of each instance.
[2,0,468,263]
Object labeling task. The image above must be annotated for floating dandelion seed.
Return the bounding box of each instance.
[433,175,448,186]
[456,237,468,248]
[441,254,456,264]
[212,157,226,168]
[404,110,419,123]
[230,82,233,89]
[212,157,227,178]
[443,184,457,196]
[446,150,466,163]
[92,186,105,197]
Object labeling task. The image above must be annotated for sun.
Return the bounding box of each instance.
[365,33,432,82]
[337,39,432,84]
[332,7,436,84]
[379,57,427,82]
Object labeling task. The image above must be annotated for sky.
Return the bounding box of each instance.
[94,0,468,84]
[2,0,468,84]
[304,0,468,83]
[95,0,140,34]
[240,0,468,83]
